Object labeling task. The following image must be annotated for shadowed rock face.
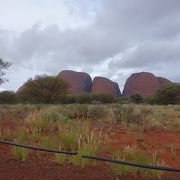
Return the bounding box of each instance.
[91,76,121,96]
[122,72,171,97]
[58,70,92,94]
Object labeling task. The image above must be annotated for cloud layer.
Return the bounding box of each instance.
[0,0,180,91]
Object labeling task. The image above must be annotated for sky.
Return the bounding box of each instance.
[0,0,180,92]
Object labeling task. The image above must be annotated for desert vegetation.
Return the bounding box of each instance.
[0,103,180,179]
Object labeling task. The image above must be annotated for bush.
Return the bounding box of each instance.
[111,145,163,178]
[91,93,115,103]
[0,91,17,104]
[88,105,106,120]
[116,96,130,104]
[75,93,92,104]
[60,133,78,151]
[130,94,143,104]
[155,83,180,105]
[17,75,70,104]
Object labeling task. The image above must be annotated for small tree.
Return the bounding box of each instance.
[0,58,11,85]
[155,83,180,105]
[17,75,70,104]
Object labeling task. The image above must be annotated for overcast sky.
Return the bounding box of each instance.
[0,0,180,92]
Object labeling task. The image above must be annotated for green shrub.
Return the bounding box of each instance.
[60,133,78,151]
[42,111,68,123]
[0,91,17,104]
[41,136,54,149]
[111,145,162,178]
[91,93,115,103]
[70,144,96,167]
[130,94,143,104]
[155,83,180,105]
[17,75,70,104]
[75,93,92,104]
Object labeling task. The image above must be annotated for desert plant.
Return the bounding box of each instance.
[88,105,106,120]
[11,146,28,161]
[54,153,66,164]
[25,110,49,133]
[17,75,70,104]
[70,144,96,167]
[111,145,163,178]
[60,133,78,151]
[41,136,55,149]
[155,83,180,105]
[16,128,29,143]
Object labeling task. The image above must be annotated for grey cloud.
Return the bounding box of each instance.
[1,0,180,91]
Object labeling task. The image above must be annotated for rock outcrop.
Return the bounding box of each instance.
[122,72,171,97]
[58,70,92,94]
[91,76,121,96]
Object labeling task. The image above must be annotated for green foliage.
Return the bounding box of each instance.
[17,75,70,104]
[41,136,54,149]
[60,133,78,151]
[0,91,17,104]
[130,94,143,104]
[116,96,130,104]
[75,93,92,104]
[11,147,28,161]
[111,145,162,178]
[155,83,180,105]
[42,111,66,123]
[70,144,96,167]
[91,93,115,103]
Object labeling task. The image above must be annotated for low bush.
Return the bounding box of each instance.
[88,105,106,120]
[0,91,17,104]
[111,145,163,178]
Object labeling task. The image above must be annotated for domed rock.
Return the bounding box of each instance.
[91,76,121,96]
[58,70,92,94]
[157,77,171,84]
[122,72,171,97]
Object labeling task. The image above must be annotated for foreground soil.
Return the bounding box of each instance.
[0,121,180,179]
[0,151,179,180]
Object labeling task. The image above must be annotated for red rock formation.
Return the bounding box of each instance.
[122,72,171,97]
[157,77,171,84]
[58,70,92,94]
[91,76,121,96]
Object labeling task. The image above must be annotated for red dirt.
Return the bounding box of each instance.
[0,120,180,179]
